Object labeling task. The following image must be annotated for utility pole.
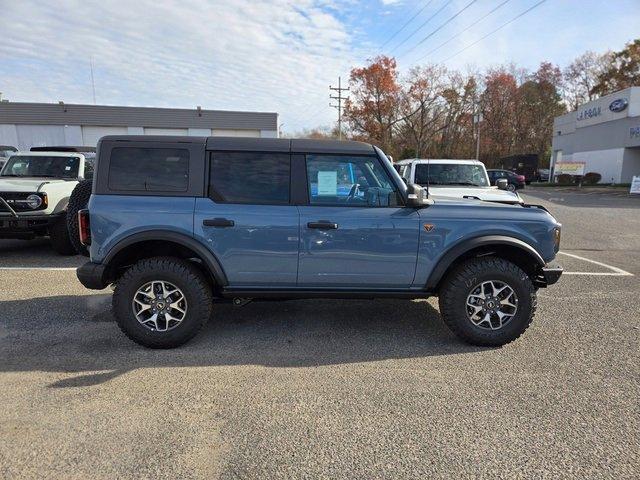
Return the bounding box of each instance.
[90,56,97,105]
[474,103,482,161]
[330,76,349,140]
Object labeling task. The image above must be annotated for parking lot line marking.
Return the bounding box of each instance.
[0,267,77,271]
[558,251,634,277]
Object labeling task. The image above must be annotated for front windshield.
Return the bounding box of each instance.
[415,163,489,187]
[0,155,80,178]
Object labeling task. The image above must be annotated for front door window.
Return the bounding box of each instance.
[305,155,402,207]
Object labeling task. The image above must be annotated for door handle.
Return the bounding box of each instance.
[203,218,235,227]
[307,221,338,230]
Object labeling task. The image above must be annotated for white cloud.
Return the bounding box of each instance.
[0,0,366,131]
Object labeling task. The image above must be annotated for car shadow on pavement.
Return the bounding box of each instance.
[0,294,482,388]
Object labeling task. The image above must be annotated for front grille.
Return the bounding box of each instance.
[0,192,37,212]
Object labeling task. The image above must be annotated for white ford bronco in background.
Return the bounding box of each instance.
[394,158,524,205]
[0,149,94,254]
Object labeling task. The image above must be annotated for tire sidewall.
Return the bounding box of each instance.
[66,180,92,256]
[445,262,534,345]
[113,262,211,348]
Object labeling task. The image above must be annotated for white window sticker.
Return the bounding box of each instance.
[65,166,71,171]
[317,171,337,196]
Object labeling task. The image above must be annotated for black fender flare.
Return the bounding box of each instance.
[103,230,228,286]
[425,235,545,291]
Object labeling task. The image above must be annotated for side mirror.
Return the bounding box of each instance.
[496,178,508,190]
[406,183,432,208]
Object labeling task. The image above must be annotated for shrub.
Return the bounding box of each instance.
[583,172,602,185]
[556,174,574,185]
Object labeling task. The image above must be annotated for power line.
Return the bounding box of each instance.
[398,0,478,59]
[416,0,513,62]
[330,76,350,140]
[390,0,455,54]
[440,0,550,63]
[379,0,436,51]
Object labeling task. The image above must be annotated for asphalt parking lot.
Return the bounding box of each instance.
[1,187,639,479]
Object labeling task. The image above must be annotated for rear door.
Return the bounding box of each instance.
[194,150,300,287]
[297,153,420,288]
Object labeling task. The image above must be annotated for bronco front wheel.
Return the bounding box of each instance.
[112,257,213,348]
[438,257,537,347]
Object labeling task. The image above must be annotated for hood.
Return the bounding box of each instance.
[0,178,67,192]
[427,185,523,204]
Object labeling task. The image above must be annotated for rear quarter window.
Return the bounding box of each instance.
[108,147,189,191]
[209,151,290,204]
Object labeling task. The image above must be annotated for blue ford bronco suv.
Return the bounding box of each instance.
[75,136,562,348]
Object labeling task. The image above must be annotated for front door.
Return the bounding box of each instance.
[297,153,420,288]
[194,151,299,287]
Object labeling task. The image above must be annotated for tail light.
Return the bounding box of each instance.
[78,209,91,246]
[517,175,525,182]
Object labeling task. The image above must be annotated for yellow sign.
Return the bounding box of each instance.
[555,162,586,176]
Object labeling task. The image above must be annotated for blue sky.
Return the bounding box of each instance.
[1,0,639,133]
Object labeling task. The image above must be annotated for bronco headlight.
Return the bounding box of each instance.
[553,225,561,253]
[26,194,42,209]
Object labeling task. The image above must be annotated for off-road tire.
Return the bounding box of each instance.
[438,256,537,347]
[66,179,92,256]
[49,215,77,255]
[507,183,516,192]
[112,257,213,348]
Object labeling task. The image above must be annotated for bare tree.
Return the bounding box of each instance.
[400,65,448,158]
[563,50,612,109]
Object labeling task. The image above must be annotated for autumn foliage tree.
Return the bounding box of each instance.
[343,56,404,154]
[331,39,635,166]
[591,39,640,96]
[480,68,518,160]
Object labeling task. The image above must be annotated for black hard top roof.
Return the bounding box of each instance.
[30,146,96,152]
[100,136,376,155]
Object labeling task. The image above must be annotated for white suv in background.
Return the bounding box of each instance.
[394,158,523,205]
[0,150,94,254]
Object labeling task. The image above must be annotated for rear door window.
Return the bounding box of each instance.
[209,152,290,204]
[108,147,189,191]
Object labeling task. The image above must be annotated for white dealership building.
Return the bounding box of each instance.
[0,102,279,150]
[551,86,640,183]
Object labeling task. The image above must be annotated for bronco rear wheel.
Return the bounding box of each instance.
[438,256,536,347]
[112,257,213,348]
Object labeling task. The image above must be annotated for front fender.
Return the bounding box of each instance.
[423,235,545,291]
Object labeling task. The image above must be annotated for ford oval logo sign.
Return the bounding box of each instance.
[609,98,628,113]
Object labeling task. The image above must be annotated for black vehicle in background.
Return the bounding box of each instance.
[487,169,526,191]
[499,154,538,184]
